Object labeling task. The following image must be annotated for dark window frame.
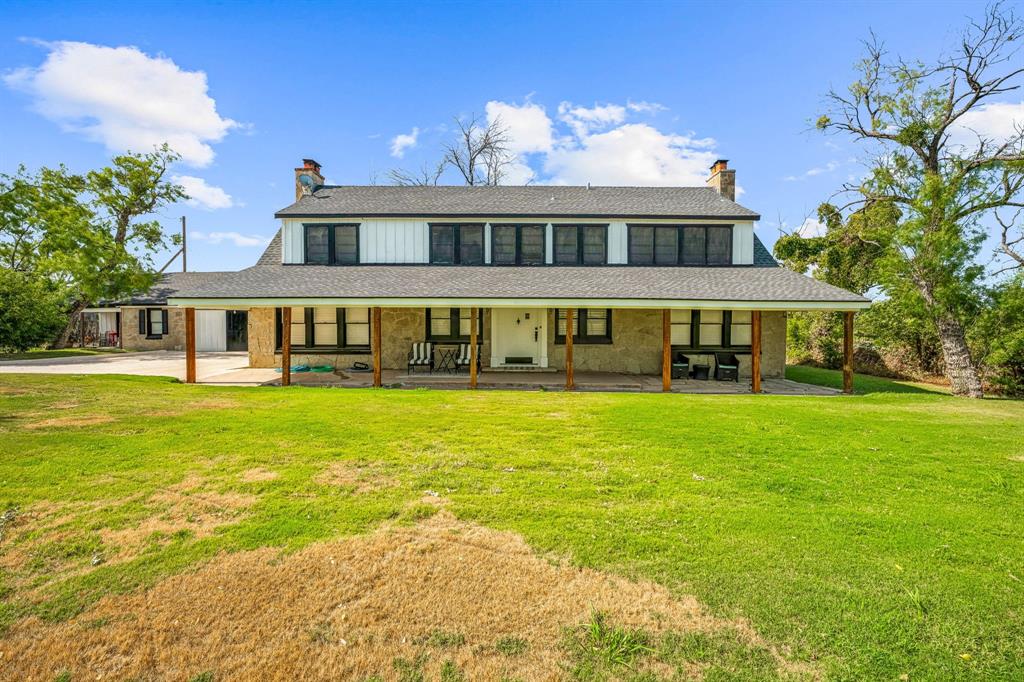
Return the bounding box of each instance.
[274,306,371,353]
[552,224,609,265]
[553,309,613,345]
[490,223,547,266]
[425,307,485,343]
[145,308,168,339]
[669,310,751,351]
[428,223,485,265]
[626,224,734,266]
[303,223,360,265]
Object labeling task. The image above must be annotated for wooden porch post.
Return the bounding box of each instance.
[470,306,479,389]
[662,309,671,392]
[843,311,854,394]
[751,310,762,394]
[281,307,291,387]
[372,306,382,388]
[565,308,575,391]
[184,307,196,384]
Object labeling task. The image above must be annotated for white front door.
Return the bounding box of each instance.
[490,308,547,367]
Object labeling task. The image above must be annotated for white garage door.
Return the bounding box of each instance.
[196,310,227,352]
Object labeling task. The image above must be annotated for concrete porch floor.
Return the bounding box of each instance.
[267,369,840,395]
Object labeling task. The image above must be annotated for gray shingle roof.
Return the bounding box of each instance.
[172,263,864,307]
[276,185,761,220]
[121,271,230,305]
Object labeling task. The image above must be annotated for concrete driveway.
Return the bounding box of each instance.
[0,351,279,385]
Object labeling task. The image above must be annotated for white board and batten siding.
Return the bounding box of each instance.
[281,218,757,266]
[196,310,227,351]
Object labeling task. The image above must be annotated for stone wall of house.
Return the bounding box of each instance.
[546,309,663,374]
[242,305,784,377]
[247,308,276,368]
[120,306,185,351]
[544,308,787,378]
[250,307,493,371]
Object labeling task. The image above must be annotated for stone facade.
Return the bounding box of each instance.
[546,308,786,378]
[120,306,186,351]
[243,305,785,377]
[247,308,276,368]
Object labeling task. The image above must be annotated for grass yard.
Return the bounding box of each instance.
[0,371,1022,680]
[0,348,129,362]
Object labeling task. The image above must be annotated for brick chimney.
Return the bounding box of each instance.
[706,159,735,202]
[294,158,324,201]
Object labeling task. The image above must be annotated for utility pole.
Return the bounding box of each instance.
[181,216,187,272]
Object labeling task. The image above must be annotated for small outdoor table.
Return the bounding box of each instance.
[692,364,711,381]
[436,347,458,373]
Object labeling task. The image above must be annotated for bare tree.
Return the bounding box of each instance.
[817,2,1024,397]
[995,208,1024,271]
[387,161,445,187]
[389,114,516,187]
[442,114,514,186]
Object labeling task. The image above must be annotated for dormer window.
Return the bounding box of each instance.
[627,225,733,266]
[429,224,484,265]
[553,225,607,265]
[304,224,359,265]
[492,224,545,265]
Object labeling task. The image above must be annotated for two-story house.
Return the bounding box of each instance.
[167,159,868,391]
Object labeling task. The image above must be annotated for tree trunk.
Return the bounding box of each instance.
[53,300,88,349]
[935,314,984,398]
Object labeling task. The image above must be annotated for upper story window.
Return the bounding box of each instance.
[627,225,733,266]
[491,224,545,265]
[305,224,359,265]
[553,225,607,265]
[430,224,484,265]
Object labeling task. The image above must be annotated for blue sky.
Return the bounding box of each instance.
[0,0,1018,272]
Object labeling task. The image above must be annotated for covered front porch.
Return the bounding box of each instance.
[173,301,860,395]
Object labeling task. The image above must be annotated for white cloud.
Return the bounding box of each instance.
[783,160,840,182]
[189,231,270,247]
[796,218,827,238]
[486,100,554,154]
[626,100,668,114]
[557,101,627,137]
[389,127,419,158]
[949,100,1024,146]
[478,98,721,187]
[545,123,717,186]
[173,175,233,210]
[4,41,238,167]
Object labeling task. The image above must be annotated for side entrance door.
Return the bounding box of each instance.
[226,310,248,351]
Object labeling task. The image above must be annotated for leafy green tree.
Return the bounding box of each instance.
[971,275,1024,395]
[0,269,66,352]
[41,146,185,347]
[815,3,1024,397]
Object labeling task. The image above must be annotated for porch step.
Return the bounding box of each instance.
[490,365,558,373]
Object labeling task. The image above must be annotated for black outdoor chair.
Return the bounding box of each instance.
[671,352,690,380]
[407,342,435,374]
[714,353,740,382]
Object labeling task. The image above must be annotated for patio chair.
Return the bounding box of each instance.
[714,353,740,382]
[671,352,690,380]
[407,342,435,374]
[454,343,481,373]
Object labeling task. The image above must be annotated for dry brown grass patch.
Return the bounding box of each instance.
[21,415,115,430]
[240,467,279,482]
[316,460,398,494]
[0,511,806,681]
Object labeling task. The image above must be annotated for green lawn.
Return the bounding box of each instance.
[0,371,1022,680]
[0,347,129,361]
